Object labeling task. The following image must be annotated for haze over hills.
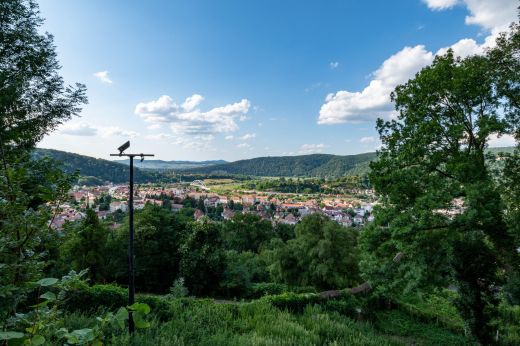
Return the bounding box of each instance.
[33,147,515,183]
[113,159,227,170]
[181,153,377,177]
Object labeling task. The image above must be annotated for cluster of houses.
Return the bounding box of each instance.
[184,191,375,227]
[50,183,376,230]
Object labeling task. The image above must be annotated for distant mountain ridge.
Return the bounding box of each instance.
[33,147,515,183]
[32,148,168,185]
[181,152,377,177]
[113,159,227,170]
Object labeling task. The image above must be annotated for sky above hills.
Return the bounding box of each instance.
[38,0,518,161]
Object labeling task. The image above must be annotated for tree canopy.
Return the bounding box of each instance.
[361,25,520,343]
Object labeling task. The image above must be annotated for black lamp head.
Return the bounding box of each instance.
[118,141,130,154]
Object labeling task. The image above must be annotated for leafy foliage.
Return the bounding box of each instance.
[362,44,520,344]
[269,214,360,290]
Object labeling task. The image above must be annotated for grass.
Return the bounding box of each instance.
[49,295,478,345]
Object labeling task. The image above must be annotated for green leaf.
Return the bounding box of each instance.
[40,291,56,301]
[133,313,151,329]
[30,300,49,308]
[36,278,58,287]
[0,331,24,340]
[128,302,150,314]
[71,328,94,339]
[114,307,129,329]
[31,335,45,346]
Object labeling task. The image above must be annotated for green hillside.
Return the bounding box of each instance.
[113,158,227,170]
[33,147,515,182]
[183,152,377,177]
[32,148,170,185]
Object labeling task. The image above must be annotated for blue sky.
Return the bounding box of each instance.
[38,0,517,161]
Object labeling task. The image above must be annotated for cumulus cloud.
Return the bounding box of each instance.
[318,46,433,124]
[135,94,250,136]
[318,0,517,125]
[59,123,98,136]
[299,143,327,154]
[462,0,517,31]
[93,71,113,84]
[239,133,256,140]
[181,94,204,112]
[329,61,339,69]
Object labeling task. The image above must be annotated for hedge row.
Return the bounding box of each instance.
[64,284,171,320]
[63,283,361,320]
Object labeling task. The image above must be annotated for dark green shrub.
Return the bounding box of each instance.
[248,282,288,298]
[64,284,174,321]
[65,284,127,312]
[136,295,172,321]
[291,286,318,294]
[261,292,324,312]
[322,294,360,318]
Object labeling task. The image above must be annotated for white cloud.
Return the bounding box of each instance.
[100,127,139,138]
[239,133,256,140]
[58,123,139,138]
[135,94,250,136]
[360,136,376,144]
[330,61,339,69]
[225,135,234,140]
[423,0,459,10]
[436,38,483,58]
[59,123,98,136]
[463,0,517,31]
[318,46,433,124]
[488,133,517,148]
[318,0,517,125]
[93,71,113,84]
[181,94,204,112]
[299,143,327,154]
[237,142,251,149]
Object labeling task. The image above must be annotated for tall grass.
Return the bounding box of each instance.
[50,296,476,345]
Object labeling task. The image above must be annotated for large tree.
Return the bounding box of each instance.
[0,0,87,320]
[270,214,359,290]
[360,41,519,343]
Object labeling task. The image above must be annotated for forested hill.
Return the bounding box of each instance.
[32,148,168,185]
[33,147,514,182]
[182,152,378,177]
[113,158,227,170]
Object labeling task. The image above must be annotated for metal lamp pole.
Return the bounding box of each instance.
[110,141,154,334]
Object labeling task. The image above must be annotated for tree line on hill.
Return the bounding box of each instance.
[182,152,377,177]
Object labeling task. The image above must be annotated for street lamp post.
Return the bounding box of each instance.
[110,141,154,334]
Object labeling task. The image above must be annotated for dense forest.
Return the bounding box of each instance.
[182,152,377,177]
[113,158,227,170]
